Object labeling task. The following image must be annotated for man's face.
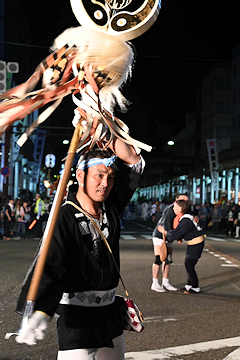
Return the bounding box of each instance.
[83,164,116,203]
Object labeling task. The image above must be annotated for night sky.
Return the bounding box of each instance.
[4,0,239,166]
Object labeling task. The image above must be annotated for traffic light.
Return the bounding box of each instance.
[7,62,19,74]
[0,60,6,93]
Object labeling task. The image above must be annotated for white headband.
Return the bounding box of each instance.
[77,155,117,170]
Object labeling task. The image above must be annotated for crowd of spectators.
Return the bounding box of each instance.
[123,197,240,238]
[2,194,240,239]
[0,195,51,240]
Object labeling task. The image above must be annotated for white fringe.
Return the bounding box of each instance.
[51,26,134,112]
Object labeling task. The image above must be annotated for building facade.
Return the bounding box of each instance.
[138,47,240,205]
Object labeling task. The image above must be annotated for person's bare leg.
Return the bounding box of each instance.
[162,248,178,291]
[152,263,160,279]
[151,262,166,292]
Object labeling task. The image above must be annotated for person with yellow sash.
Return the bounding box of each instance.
[158,199,204,294]
[34,194,45,238]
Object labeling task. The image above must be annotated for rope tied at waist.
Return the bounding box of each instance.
[187,235,204,246]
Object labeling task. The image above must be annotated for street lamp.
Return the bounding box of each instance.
[43,180,51,188]
[167,140,175,146]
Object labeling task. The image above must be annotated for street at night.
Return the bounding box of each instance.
[1,1,240,359]
[1,219,240,360]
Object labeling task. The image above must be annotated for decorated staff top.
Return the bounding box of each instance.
[70,0,161,40]
[0,0,161,154]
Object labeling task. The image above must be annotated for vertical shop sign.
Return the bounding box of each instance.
[32,130,47,183]
[206,138,219,192]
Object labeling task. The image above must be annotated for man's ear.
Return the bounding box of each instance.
[76,169,85,185]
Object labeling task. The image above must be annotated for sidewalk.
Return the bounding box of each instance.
[0,224,40,240]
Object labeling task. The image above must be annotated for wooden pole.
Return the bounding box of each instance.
[26,122,83,302]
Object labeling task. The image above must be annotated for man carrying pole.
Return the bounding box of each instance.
[15,134,144,359]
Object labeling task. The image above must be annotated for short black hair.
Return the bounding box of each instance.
[175,199,190,214]
[175,193,188,200]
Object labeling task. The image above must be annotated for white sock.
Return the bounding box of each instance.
[162,278,169,286]
[236,227,239,237]
[152,278,160,286]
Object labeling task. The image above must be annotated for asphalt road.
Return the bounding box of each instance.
[0,219,240,359]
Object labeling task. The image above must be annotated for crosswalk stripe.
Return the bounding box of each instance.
[121,235,136,240]
[221,264,239,267]
[207,236,227,242]
[141,235,152,239]
[120,234,240,243]
[125,336,240,360]
[223,347,240,359]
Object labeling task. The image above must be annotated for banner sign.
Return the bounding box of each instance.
[31,130,47,183]
[12,119,26,162]
[206,138,219,192]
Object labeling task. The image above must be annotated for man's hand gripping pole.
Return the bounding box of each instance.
[5,121,84,340]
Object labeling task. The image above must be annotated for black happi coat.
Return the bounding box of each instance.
[167,214,204,260]
[16,160,141,348]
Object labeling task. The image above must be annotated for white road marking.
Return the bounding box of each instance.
[207,237,227,242]
[163,318,178,323]
[223,347,240,359]
[125,337,240,360]
[141,235,152,239]
[121,235,136,240]
[205,248,239,268]
[144,316,178,324]
[221,264,239,268]
[144,316,162,323]
[232,283,240,291]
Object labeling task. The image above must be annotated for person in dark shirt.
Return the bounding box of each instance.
[3,198,15,240]
[151,194,189,292]
[158,199,204,294]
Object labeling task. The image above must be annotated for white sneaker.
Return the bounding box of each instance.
[163,283,178,291]
[191,287,200,293]
[151,284,166,293]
